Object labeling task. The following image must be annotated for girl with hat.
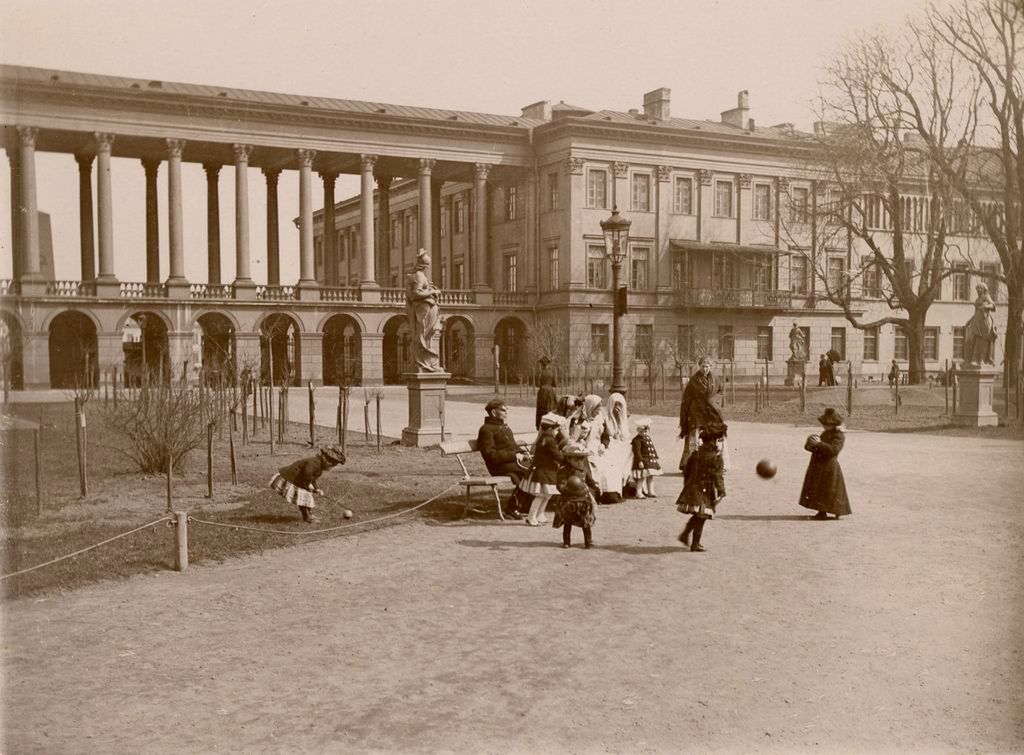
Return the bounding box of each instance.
[269,445,347,523]
[552,474,596,549]
[675,422,728,552]
[798,407,852,520]
[519,412,566,526]
[630,418,662,498]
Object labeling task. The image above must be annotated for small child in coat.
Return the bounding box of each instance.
[552,474,596,549]
[519,413,566,525]
[630,417,662,498]
[675,423,727,552]
[269,444,346,523]
[799,407,852,520]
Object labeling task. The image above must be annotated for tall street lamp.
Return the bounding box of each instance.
[600,205,631,396]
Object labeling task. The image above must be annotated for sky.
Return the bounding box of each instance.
[0,0,933,283]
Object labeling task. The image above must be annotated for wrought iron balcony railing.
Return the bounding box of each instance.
[674,287,792,309]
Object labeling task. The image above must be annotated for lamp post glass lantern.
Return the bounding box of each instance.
[600,206,631,396]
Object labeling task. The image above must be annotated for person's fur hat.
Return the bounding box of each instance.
[320,445,346,465]
[817,407,844,426]
[485,398,506,414]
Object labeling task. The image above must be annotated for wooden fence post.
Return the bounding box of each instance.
[74,398,87,497]
[206,421,215,498]
[166,451,173,513]
[308,381,316,447]
[799,378,806,414]
[34,425,41,517]
[376,393,383,453]
[944,359,950,415]
[173,511,189,572]
[228,417,237,485]
[846,360,854,416]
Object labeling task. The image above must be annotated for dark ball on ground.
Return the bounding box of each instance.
[755,459,777,479]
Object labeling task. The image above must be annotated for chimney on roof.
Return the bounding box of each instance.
[643,87,671,121]
[720,89,752,130]
[628,108,640,116]
[520,100,552,121]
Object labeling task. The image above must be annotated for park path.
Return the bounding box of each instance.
[3,401,1023,753]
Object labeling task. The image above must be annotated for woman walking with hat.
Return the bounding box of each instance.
[799,407,851,520]
[269,445,347,523]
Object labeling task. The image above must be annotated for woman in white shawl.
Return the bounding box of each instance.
[603,392,634,498]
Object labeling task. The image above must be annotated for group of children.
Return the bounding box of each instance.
[269,402,851,554]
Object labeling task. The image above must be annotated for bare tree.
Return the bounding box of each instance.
[525,320,569,380]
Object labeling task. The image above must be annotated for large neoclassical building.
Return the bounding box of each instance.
[0,65,1007,389]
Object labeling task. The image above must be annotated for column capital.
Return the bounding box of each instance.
[374,172,392,188]
[360,154,378,172]
[232,143,253,162]
[419,158,436,175]
[94,132,115,152]
[17,126,39,146]
[202,162,221,179]
[657,165,672,182]
[698,169,714,186]
[75,153,95,170]
[166,138,186,158]
[474,162,491,181]
[613,161,629,178]
[564,156,584,175]
[738,173,752,188]
[318,169,339,183]
[262,166,281,183]
[297,148,316,168]
[777,176,790,192]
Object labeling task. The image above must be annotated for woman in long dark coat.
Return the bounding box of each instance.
[678,356,725,473]
[798,407,852,519]
[535,356,558,429]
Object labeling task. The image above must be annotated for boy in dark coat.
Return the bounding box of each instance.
[269,445,346,523]
[799,407,852,519]
[675,423,727,552]
[477,399,528,517]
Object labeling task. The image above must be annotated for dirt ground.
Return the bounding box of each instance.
[2,420,1023,753]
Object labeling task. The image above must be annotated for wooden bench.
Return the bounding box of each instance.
[439,432,535,520]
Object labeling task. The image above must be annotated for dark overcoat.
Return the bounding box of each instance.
[679,370,724,438]
[798,427,852,516]
[278,455,327,491]
[477,417,521,480]
[631,432,661,471]
[676,443,725,518]
[535,367,558,429]
[526,434,565,485]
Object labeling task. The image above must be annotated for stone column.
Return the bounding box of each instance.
[263,168,281,287]
[297,149,318,298]
[474,332,496,382]
[143,158,160,284]
[358,332,384,385]
[233,144,255,298]
[418,159,435,255]
[299,332,324,386]
[473,162,491,291]
[6,149,21,281]
[359,154,379,291]
[203,162,221,286]
[320,170,338,286]
[94,132,118,296]
[17,127,42,291]
[375,173,391,287]
[21,330,50,390]
[431,177,443,288]
[75,154,96,282]
[165,138,188,295]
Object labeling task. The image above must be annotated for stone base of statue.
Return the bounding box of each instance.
[952,364,999,427]
[785,358,806,386]
[401,370,451,447]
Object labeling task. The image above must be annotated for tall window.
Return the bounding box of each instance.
[753,184,772,220]
[953,326,965,359]
[677,324,695,359]
[752,260,771,292]
[586,169,608,209]
[831,327,847,361]
[894,326,908,360]
[756,326,773,360]
[453,261,465,290]
[547,172,559,210]
[587,245,607,289]
[952,264,970,301]
[454,198,466,233]
[405,214,417,245]
[440,203,447,237]
[441,264,448,289]
[503,254,518,292]
[861,257,881,298]
[634,324,654,361]
[673,177,693,214]
[863,327,879,361]
[630,246,650,290]
[924,327,939,360]
[791,253,809,295]
[590,324,609,361]
[505,184,518,220]
[718,325,734,361]
[672,254,693,289]
[546,244,559,290]
[790,186,810,223]
[981,262,1000,302]
[827,255,847,295]
[391,218,400,249]
[632,173,651,212]
[714,180,734,217]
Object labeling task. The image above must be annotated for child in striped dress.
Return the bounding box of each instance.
[269,445,346,523]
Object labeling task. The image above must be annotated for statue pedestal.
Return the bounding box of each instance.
[953,364,1000,427]
[785,358,806,386]
[401,371,451,447]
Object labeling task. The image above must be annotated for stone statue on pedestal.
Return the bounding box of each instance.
[406,249,443,373]
[788,322,807,362]
[963,283,997,366]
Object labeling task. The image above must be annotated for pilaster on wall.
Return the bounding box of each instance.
[21,331,50,389]
[235,332,262,375]
[656,165,672,291]
[565,156,586,288]
[474,333,496,381]
[299,332,324,386]
[167,331,197,381]
[358,332,384,385]
[96,332,124,378]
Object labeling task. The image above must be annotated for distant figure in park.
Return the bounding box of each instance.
[888,360,901,387]
[535,356,558,429]
[818,354,829,386]
[678,356,728,475]
[269,445,346,524]
[799,407,851,520]
[676,422,728,552]
[405,249,443,373]
[477,399,528,518]
[789,322,807,361]
[964,283,997,365]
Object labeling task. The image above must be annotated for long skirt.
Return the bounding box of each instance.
[553,495,596,529]
[679,432,731,472]
[270,473,315,509]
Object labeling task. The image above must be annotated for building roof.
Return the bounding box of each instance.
[577,109,801,140]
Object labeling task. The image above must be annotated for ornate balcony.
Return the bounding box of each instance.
[120,282,167,299]
[46,280,92,297]
[189,283,234,299]
[380,287,405,304]
[0,279,18,296]
[256,285,295,301]
[319,287,361,303]
[494,291,529,306]
[675,287,792,310]
[438,289,476,305]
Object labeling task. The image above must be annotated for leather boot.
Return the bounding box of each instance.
[690,519,706,552]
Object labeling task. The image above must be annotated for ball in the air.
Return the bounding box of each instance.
[343,509,354,519]
[755,459,777,479]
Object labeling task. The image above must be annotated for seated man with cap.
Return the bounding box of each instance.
[476,398,529,518]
